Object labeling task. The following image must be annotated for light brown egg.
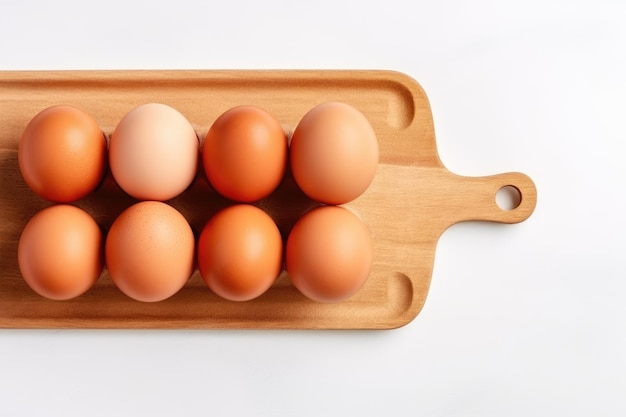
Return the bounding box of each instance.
[197,204,282,301]
[18,205,104,300]
[109,103,198,201]
[290,102,378,205]
[18,105,107,202]
[105,201,195,302]
[286,205,372,303]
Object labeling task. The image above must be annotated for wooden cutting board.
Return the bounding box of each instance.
[0,70,536,329]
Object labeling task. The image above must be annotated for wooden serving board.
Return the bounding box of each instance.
[0,70,536,329]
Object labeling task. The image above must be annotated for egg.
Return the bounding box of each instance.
[197,204,282,301]
[18,105,107,202]
[286,205,372,303]
[109,103,198,201]
[203,105,287,202]
[105,201,195,302]
[18,205,103,300]
[290,102,379,205]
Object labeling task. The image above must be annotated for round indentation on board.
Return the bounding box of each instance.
[496,185,522,211]
[383,82,415,130]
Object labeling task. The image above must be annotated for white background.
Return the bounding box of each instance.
[1,1,625,416]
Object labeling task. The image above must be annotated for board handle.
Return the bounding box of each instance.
[448,172,537,225]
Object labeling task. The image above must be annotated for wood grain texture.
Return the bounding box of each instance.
[0,70,537,329]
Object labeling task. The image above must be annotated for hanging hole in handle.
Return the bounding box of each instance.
[496,185,522,210]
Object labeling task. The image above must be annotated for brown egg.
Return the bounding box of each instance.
[290,102,378,205]
[18,105,107,202]
[109,103,198,201]
[18,205,104,300]
[197,204,282,301]
[286,205,372,303]
[105,201,195,302]
[203,105,287,202]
